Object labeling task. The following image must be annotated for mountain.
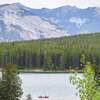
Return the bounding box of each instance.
[0,3,100,41]
[0,3,68,42]
[29,5,100,34]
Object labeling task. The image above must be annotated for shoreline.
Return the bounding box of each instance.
[19,69,82,73]
[0,68,82,73]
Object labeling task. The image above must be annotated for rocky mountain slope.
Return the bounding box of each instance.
[0,3,100,41]
[0,3,68,41]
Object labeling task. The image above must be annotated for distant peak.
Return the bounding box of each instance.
[10,2,24,7]
[0,2,24,8]
[0,4,10,7]
[53,5,78,10]
[53,5,99,10]
[61,5,76,8]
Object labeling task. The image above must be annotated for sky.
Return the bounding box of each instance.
[0,0,100,9]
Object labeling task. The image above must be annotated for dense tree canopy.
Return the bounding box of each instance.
[0,33,100,70]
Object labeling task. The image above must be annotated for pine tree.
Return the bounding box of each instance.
[0,64,23,100]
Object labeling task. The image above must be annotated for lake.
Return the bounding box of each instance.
[20,73,80,100]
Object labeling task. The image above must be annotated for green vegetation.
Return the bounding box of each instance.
[0,33,100,71]
[0,64,23,100]
[70,61,100,100]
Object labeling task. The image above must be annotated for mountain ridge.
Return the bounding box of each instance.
[0,3,68,42]
[0,3,100,41]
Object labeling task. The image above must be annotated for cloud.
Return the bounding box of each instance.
[69,17,87,28]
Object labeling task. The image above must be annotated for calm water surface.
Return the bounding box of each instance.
[20,73,80,100]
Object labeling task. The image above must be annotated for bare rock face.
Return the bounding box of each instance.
[0,3,68,42]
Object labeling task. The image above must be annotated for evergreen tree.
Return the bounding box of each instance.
[0,64,23,100]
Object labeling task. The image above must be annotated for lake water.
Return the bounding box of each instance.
[20,73,80,100]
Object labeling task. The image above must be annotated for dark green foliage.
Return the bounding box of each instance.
[0,64,23,100]
[0,33,100,70]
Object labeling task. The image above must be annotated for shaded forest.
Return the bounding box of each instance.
[0,33,100,70]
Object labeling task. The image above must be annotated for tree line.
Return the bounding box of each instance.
[0,33,100,70]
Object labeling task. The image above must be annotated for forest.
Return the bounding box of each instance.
[0,33,100,71]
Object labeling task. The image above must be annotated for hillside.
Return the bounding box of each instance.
[0,33,100,70]
[0,3,100,41]
[0,3,68,42]
[15,3,100,34]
